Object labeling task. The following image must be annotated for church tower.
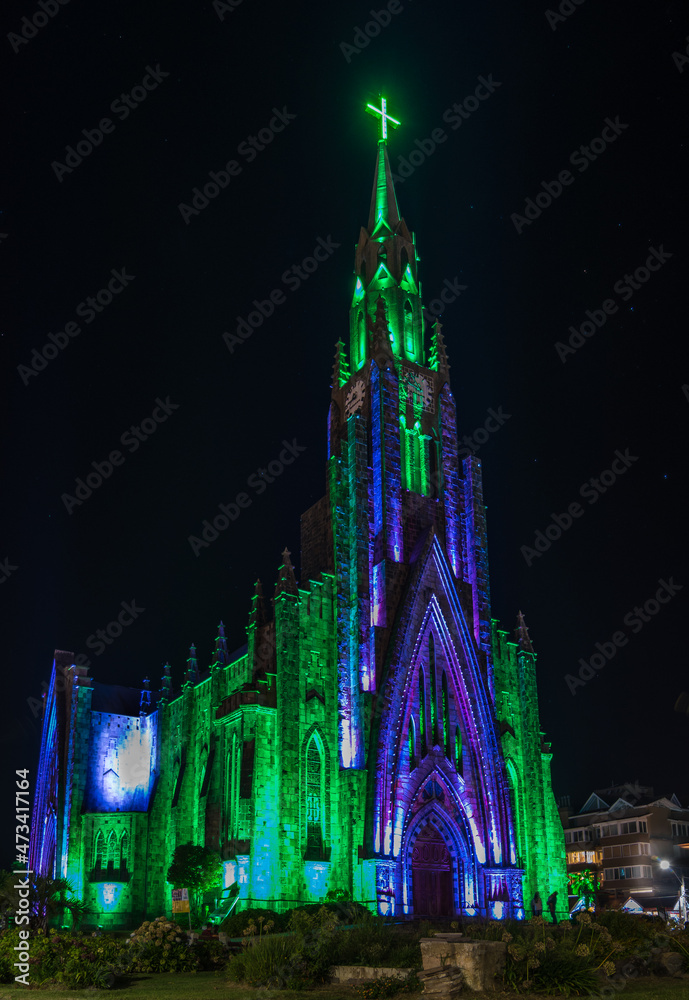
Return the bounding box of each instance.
[303,98,565,916]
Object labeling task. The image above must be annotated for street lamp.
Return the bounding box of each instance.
[659,860,688,927]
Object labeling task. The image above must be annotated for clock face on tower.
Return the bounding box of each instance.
[344,379,366,418]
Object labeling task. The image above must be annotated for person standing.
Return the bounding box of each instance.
[547,891,558,924]
[531,891,543,918]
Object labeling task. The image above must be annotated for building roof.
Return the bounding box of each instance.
[572,786,684,819]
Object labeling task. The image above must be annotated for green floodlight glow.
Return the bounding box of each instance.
[366,97,400,142]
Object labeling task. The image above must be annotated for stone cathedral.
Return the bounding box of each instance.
[30,104,567,928]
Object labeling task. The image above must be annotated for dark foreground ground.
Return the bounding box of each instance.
[1,972,688,999]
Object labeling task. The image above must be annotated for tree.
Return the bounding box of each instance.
[167,843,223,925]
[568,869,600,910]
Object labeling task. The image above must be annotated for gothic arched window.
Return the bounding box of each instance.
[120,831,129,870]
[306,736,324,859]
[401,423,429,496]
[429,634,437,744]
[106,830,117,868]
[227,732,241,841]
[357,311,366,368]
[403,300,414,358]
[408,716,417,771]
[94,831,105,870]
[455,726,463,776]
[442,672,451,758]
[418,668,426,751]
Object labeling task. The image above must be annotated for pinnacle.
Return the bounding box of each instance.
[515,610,534,653]
[332,340,350,389]
[250,578,269,628]
[275,549,298,597]
[429,320,450,374]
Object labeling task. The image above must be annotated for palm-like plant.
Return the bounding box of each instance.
[0,871,88,930]
[0,870,18,929]
[33,876,89,930]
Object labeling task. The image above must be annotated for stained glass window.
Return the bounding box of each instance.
[306,737,323,858]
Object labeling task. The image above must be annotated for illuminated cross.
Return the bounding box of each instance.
[366,97,400,142]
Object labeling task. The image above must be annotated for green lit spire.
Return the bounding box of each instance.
[366,97,401,236]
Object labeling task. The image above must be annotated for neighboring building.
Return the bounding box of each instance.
[561,784,689,911]
[30,105,567,928]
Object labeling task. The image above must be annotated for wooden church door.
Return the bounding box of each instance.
[411,824,453,916]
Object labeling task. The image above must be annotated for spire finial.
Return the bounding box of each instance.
[366,96,400,143]
[366,100,402,234]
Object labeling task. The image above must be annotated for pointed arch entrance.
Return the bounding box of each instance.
[412,822,452,916]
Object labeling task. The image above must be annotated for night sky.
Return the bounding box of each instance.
[2,0,687,849]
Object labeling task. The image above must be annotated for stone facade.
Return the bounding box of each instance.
[30,133,565,927]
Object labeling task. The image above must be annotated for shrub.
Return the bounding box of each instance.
[354,972,422,998]
[529,954,600,996]
[326,912,423,969]
[238,933,301,986]
[0,953,12,984]
[126,917,227,974]
[220,906,290,937]
[0,926,129,989]
[326,888,351,902]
